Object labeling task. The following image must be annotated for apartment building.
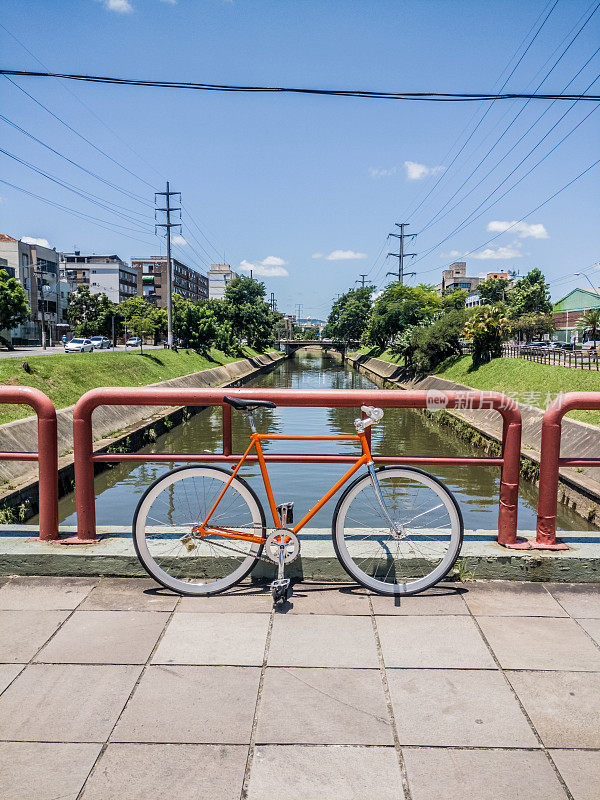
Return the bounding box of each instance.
[208,263,238,299]
[0,234,67,345]
[59,252,137,303]
[437,262,484,294]
[131,256,208,306]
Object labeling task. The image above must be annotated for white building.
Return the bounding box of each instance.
[208,263,238,299]
[59,252,137,303]
[0,234,66,345]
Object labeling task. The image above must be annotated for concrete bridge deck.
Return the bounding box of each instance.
[0,575,598,799]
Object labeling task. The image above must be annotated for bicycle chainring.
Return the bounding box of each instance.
[264,528,301,564]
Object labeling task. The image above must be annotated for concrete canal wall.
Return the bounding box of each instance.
[0,351,286,518]
[347,353,600,525]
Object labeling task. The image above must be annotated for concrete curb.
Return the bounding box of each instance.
[1,527,598,583]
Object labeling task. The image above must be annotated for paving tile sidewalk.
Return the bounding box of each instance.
[0,576,598,800]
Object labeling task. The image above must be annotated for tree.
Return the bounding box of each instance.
[511,312,555,343]
[476,276,510,305]
[577,308,600,343]
[364,283,441,348]
[464,305,511,367]
[128,313,156,354]
[67,285,116,338]
[404,309,466,375]
[507,268,552,318]
[325,287,373,342]
[0,269,29,350]
[118,296,157,349]
[224,277,275,350]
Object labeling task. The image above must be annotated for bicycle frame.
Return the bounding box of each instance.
[193,430,373,544]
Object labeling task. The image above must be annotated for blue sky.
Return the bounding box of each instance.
[1,0,598,316]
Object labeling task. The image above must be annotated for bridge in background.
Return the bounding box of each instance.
[277,339,359,356]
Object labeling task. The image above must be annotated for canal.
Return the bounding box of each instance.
[55,350,594,532]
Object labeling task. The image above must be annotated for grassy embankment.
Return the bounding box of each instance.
[0,346,267,425]
[351,347,600,426]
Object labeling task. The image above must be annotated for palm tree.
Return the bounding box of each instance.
[577,308,600,342]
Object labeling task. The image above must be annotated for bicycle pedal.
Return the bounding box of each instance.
[180,533,197,552]
[270,578,290,591]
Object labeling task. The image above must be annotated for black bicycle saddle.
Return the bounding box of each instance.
[223,396,276,411]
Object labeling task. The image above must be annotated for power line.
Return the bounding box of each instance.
[2,69,599,102]
[415,4,600,235]
[0,177,158,246]
[3,74,157,190]
[0,146,154,230]
[412,154,600,278]
[412,97,600,267]
[400,0,561,223]
[0,113,152,207]
[416,48,600,237]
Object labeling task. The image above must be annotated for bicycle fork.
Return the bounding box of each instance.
[367,463,405,539]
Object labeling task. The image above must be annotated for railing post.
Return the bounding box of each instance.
[37,411,59,541]
[497,411,523,548]
[73,401,97,541]
[222,402,232,456]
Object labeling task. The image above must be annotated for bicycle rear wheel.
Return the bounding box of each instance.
[133,466,265,595]
[332,466,463,595]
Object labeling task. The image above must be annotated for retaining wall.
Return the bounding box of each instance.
[0,351,285,511]
[347,353,600,524]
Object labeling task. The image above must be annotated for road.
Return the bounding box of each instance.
[0,344,165,360]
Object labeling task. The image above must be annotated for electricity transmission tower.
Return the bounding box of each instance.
[155,182,181,348]
[387,222,417,284]
[356,274,368,287]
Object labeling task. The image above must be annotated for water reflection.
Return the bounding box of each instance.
[53,350,595,531]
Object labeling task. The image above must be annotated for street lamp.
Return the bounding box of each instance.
[574,272,598,292]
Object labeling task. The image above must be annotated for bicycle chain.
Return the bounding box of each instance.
[189,525,275,564]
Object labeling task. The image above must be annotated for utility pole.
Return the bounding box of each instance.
[270,292,276,312]
[387,222,417,284]
[155,182,181,348]
[356,274,368,288]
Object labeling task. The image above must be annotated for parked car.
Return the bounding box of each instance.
[581,340,600,353]
[548,341,574,350]
[90,336,111,349]
[64,338,94,353]
[125,336,142,348]
[523,340,549,348]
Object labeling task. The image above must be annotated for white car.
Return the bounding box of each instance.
[582,340,600,353]
[65,338,94,353]
[125,336,142,348]
[90,336,110,349]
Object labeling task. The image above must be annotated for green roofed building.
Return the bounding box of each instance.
[553,288,600,343]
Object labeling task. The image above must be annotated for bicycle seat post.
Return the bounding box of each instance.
[245,410,257,434]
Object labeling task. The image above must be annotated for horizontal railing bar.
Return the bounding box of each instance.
[91,452,505,466]
[558,458,600,467]
[0,452,39,461]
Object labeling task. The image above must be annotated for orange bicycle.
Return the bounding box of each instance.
[133,396,464,601]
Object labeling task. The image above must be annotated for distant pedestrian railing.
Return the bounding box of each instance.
[502,344,599,370]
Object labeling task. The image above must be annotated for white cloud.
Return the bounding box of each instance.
[311,252,323,259]
[372,290,384,300]
[471,242,523,260]
[239,256,289,277]
[21,236,50,248]
[325,250,368,261]
[96,0,133,13]
[486,220,548,239]
[172,235,187,246]
[369,167,397,179]
[404,161,445,181]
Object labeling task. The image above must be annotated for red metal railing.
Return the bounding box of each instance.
[536,391,600,549]
[72,387,523,544]
[0,387,58,541]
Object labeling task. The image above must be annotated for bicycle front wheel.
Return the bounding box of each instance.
[332,466,463,595]
[133,466,265,595]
